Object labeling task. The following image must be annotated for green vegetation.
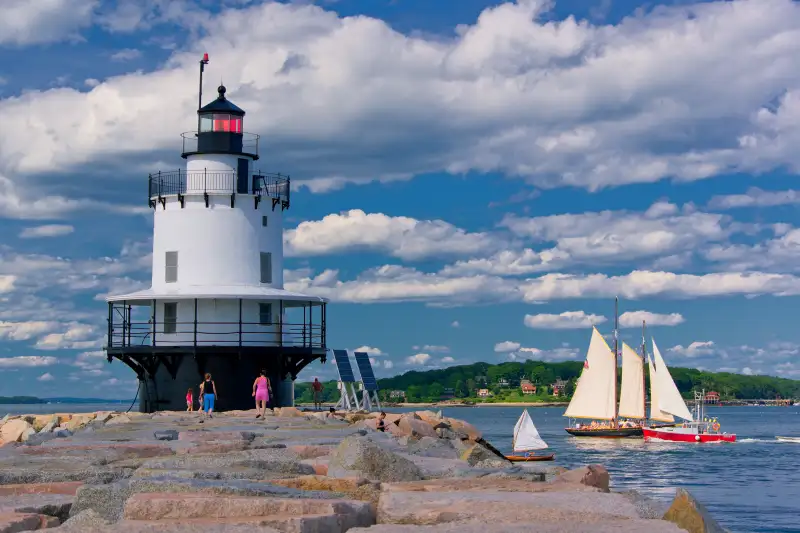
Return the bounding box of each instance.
[0,396,46,405]
[295,360,800,404]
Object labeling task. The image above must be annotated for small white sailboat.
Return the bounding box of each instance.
[506,409,555,462]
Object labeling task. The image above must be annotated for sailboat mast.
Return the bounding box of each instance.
[613,296,619,425]
[641,320,647,423]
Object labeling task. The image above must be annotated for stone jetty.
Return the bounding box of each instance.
[0,408,727,532]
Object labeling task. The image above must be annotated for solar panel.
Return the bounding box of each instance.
[353,351,379,392]
[332,349,356,383]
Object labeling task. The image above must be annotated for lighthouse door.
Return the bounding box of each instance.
[237,158,249,194]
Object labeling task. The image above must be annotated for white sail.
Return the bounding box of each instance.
[652,339,694,421]
[647,353,674,423]
[564,327,616,420]
[618,343,645,419]
[513,409,548,452]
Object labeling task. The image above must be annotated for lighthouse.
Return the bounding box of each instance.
[104,56,328,412]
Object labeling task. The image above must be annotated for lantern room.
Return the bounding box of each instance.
[183,84,259,160]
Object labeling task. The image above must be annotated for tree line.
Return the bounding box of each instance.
[294,360,800,404]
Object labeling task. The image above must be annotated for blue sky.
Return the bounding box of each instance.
[2,0,800,398]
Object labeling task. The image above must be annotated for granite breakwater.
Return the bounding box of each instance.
[0,408,727,532]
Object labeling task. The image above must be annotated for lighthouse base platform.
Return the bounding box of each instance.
[106,347,326,413]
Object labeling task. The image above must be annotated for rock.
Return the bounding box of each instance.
[275,407,304,417]
[32,415,57,432]
[58,508,111,529]
[53,429,73,439]
[154,430,179,441]
[22,432,59,446]
[620,490,669,520]
[459,442,496,466]
[287,445,333,459]
[376,489,646,526]
[396,417,438,439]
[41,419,59,433]
[327,436,424,482]
[0,512,60,531]
[473,459,510,469]
[106,415,132,426]
[349,522,685,532]
[95,411,116,423]
[552,465,610,493]
[19,427,36,442]
[122,492,375,530]
[444,418,482,441]
[406,437,459,459]
[64,414,96,431]
[1,419,34,444]
[70,476,341,522]
[663,488,727,533]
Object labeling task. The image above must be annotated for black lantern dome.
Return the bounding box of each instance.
[182,85,259,160]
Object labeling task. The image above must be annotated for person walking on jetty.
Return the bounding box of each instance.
[186,388,194,412]
[199,373,217,418]
[377,411,387,432]
[312,378,323,410]
[253,369,271,419]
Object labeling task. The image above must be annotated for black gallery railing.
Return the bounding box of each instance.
[147,170,290,208]
[107,302,325,350]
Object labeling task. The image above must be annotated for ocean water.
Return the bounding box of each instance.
[2,402,796,532]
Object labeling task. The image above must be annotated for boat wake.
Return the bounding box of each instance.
[737,438,772,443]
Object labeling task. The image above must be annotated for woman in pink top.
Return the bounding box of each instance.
[252,369,270,419]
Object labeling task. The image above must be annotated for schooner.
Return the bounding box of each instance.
[564,298,674,438]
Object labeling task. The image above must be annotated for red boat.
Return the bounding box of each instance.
[643,390,736,443]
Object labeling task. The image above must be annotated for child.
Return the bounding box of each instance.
[377,411,386,432]
[186,388,194,411]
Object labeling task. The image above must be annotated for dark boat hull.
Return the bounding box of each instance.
[565,427,643,438]
[505,453,556,462]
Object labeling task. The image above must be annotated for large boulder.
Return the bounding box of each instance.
[552,465,610,493]
[396,417,438,439]
[443,418,482,441]
[328,436,424,482]
[32,415,57,432]
[663,488,727,533]
[1,419,34,443]
[459,442,497,466]
[406,437,459,459]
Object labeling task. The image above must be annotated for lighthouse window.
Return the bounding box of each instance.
[163,303,177,334]
[165,251,178,283]
[260,252,272,284]
[213,114,232,132]
[199,116,213,132]
[259,303,273,325]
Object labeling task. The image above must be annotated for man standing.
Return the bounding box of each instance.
[312,378,323,411]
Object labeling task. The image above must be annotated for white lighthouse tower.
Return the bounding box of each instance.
[104,56,328,412]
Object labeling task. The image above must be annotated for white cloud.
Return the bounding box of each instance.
[411,345,450,353]
[19,225,75,239]
[523,311,606,329]
[741,367,755,376]
[0,320,59,340]
[4,0,800,204]
[37,373,55,382]
[287,265,800,305]
[451,321,460,328]
[704,228,800,272]
[0,356,58,368]
[708,188,800,210]
[618,311,685,328]
[441,356,455,363]
[0,275,15,293]
[0,0,96,46]
[285,210,495,261]
[494,341,521,353]
[406,353,431,365]
[34,323,99,350]
[502,345,580,362]
[669,341,716,358]
[382,360,394,369]
[354,345,384,356]
[110,48,142,61]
